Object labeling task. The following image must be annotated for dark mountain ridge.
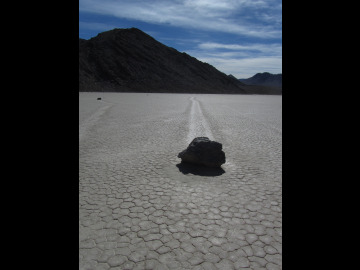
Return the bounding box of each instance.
[239,72,282,88]
[79,28,280,94]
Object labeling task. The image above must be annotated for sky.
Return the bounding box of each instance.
[79,0,282,79]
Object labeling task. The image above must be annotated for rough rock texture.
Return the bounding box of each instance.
[178,137,226,167]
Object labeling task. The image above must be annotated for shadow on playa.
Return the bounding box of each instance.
[176,162,225,177]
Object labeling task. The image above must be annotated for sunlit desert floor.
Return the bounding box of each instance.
[79,92,282,270]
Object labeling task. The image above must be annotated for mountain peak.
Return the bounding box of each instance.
[79,28,280,94]
[89,27,151,41]
[239,72,282,88]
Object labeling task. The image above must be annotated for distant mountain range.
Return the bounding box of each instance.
[79,28,281,94]
[239,72,282,88]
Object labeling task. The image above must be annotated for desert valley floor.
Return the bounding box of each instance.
[79,93,282,270]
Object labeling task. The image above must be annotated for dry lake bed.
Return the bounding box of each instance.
[79,93,282,270]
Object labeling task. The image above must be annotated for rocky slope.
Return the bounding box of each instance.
[79,28,280,94]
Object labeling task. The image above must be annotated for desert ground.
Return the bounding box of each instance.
[79,93,282,270]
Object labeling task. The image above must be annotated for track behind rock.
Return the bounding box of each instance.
[79,93,282,270]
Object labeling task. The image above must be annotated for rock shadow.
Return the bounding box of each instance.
[176,162,225,177]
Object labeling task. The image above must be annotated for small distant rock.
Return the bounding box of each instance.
[178,137,226,167]
[97,97,102,100]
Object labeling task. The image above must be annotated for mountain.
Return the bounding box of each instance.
[239,72,282,88]
[79,28,280,94]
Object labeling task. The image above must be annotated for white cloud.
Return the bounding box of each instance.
[187,45,282,78]
[188,40,281,77]
[79,21,117,31]
[200,56,282,78]
[198,42,282,55]
[79,0,281,38]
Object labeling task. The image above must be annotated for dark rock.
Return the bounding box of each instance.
[176,162,225,176]
[178,137,226,168]
[97,97,101,100]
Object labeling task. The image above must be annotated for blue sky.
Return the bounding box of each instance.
[79,0,282,79]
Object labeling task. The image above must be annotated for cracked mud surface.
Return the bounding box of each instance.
[79,93,282,270]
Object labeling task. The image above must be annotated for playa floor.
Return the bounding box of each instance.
[79,93,282,270]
